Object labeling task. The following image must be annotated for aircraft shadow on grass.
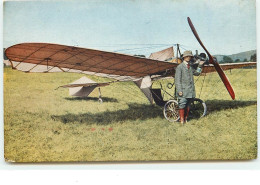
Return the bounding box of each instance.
[52,103,163,125]
[51,100,256,125]
[205,100,256,113]
[65,97,118,103]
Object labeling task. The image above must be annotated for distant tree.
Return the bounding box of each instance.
[250,54,256,62]
[223,56,233,63]
[243,58,248,62]
[235,59,241,63]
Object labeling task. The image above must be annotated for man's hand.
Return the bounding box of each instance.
[178,92,183,96]
[199,60,205,65]
[198,60,205,68]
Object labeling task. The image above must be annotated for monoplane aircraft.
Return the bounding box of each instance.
[4,17,256,122]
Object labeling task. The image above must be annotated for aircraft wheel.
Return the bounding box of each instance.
[98,98,103,103]
[189,98,207,119]
[163,100,180,122]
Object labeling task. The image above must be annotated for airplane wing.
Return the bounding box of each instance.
[202,62,256,73]
[5,43,178,81]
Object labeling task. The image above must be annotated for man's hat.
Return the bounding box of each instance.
[182,50,193,58]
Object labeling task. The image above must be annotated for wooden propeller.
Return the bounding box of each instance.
[187,17,235,100]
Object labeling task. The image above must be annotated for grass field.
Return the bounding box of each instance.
[4,66,257,162]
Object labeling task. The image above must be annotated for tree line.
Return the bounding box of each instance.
[220,53,256,63]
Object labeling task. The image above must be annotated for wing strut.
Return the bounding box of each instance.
[187,17,235,100]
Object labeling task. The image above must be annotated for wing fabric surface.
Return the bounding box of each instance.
[5,43,178,81]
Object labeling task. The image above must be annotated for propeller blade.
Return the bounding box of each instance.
[187,17,235,100]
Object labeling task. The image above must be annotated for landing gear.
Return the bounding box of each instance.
[189,98,207,119]
[163,98,207,122]
[163,100,179,122]
[98,87,103,103]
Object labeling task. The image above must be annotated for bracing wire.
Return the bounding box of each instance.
[114,45,172,53]
[198,74,206,99]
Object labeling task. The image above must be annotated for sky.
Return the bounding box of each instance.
[3,0,257,56]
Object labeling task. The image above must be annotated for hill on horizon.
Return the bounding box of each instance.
[214,50,256,63]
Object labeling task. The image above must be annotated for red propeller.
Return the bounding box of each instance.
[187,17,235,100]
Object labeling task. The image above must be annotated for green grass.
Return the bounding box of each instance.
[4,67,257,162]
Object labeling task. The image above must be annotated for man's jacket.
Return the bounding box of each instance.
[175,62,201,98]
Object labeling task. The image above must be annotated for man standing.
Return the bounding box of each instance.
[175,50,205,125]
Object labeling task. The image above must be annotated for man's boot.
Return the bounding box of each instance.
[179,109,185,125]
[185,106,190,123]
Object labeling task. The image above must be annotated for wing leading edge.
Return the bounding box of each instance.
[202,62,256,73]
